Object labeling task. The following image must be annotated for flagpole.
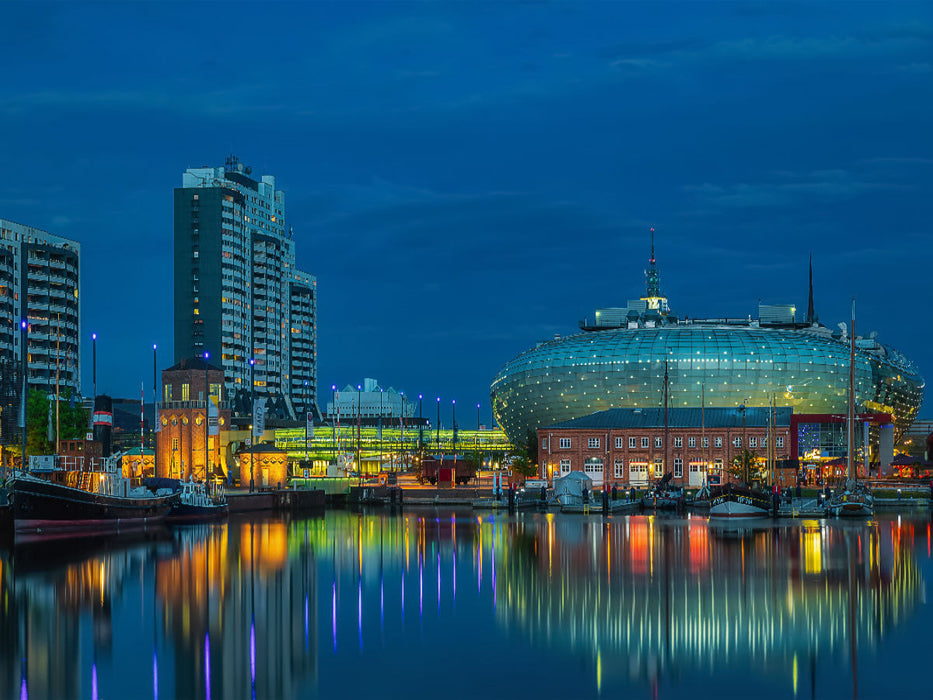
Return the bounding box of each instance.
[55,313,61,455]
[140,381,144,475]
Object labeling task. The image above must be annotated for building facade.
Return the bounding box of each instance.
[0,219,81,398]
[325,379,416,420]
[156,357,231,480]
[539,407,792,488]
[173,156,317,419]
[492,241,923,446]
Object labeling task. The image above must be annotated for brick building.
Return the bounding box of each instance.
[538,406,792,488]
[156,357,231,480]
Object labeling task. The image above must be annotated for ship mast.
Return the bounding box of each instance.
[847,298,855,483]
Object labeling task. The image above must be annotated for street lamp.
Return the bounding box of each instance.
[331,384,337,471]
[476,403,481,430]
[357,384,362,483]
[92,332,97,400]
[452,399,457,458]
[249,358,255,492]
[204,350,210,482]
[153,343,158,475]
[20,319,28,469]
[436,396,440,451]
[379,387,384,473]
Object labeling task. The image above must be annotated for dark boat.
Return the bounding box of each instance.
[709,482,772,517]
[641,472,684,510]
[0,486,12,540]
[151,478,228,523]
[12,456,177,538]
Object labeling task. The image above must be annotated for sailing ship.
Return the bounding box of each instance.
[826,299,874,517]
[708,481,772,517]
[11,454,177,537]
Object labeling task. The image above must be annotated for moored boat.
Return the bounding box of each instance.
[709,482,772,517]
[826,478,873,517]
[11,455,177,538]
[641,472,684,510]
[163,478,228,523]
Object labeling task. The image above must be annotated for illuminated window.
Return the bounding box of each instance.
[164,385,172,402]
[715,436,723,448]
[749,437,757,448]
[702,437,709,448]
[776,437,784,448]
[182,384,190,401]
[559,459,571,475]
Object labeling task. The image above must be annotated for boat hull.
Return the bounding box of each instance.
[709,486,772,518]
[166,502,229,524]
[826,500,873,517]
[12,477,176,536]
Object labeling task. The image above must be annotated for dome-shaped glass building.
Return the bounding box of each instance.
[491,241,924,445]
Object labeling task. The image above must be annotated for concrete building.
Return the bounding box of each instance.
[173,155,317,419]
[0,219,81,397]
[156,357,231,480]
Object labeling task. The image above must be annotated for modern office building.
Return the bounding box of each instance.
[174,156,317,419]
[491,237,924,446]
[0,219,81,397]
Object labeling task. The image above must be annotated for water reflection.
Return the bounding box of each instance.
[0,512,928,699]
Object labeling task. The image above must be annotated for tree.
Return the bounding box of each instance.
[26,388,90,456]
[728,449,764,484]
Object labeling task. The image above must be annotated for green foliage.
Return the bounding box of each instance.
[522,428,538,465]
[729,449,765,483]
[509,455,538,478]
[26,388,89,455]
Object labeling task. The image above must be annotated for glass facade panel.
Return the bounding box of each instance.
[491,323,923,444]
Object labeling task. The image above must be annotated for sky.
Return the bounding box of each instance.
[2,1,931,421]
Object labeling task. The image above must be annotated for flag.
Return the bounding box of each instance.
[377,415,382,441]
[208,395,220,436]
[18,376,26,428]
[252,397,266,441]
[306,411,314,440]
[47,399,54,443]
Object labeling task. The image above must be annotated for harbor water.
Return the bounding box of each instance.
[1,510,931,698]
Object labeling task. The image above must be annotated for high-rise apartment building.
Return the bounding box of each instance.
[0,219,82,397]
[174,156,317,418]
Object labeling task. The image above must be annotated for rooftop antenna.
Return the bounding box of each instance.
[806,254,817,325]
[645,227,661,298]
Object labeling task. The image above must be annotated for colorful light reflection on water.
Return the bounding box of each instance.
[0,511,930,699]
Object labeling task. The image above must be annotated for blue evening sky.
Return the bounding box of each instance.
[2,1,931,420]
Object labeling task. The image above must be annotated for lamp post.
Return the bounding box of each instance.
[20,319,27,469]
[92,332,97,400]
[452,399,457,458]
[418,394,423,469]
[477,403,480,430]
[399,392,405,471]
[331,384,337,470]
[153,343,158,474]
[379,387,383,474]
[204,350,210,482]
[436,397,440,451]
[249,357,255,493]
[357,384,362,483]
[304,380,310,467]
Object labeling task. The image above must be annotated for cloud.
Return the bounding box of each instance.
[684,168,913,209]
